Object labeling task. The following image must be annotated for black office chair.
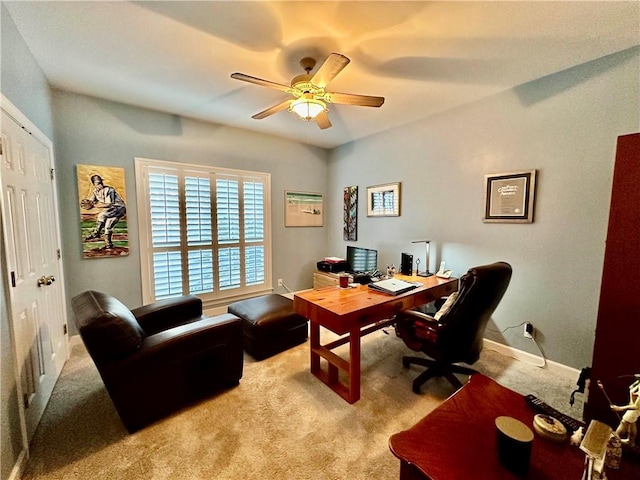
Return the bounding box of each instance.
[395,262,512,393]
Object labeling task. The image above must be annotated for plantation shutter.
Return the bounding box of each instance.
[136,158,271,305]
[185,174,214,295]
[244,179,265,286]
[216,175,241,290]
[149,171,182,299]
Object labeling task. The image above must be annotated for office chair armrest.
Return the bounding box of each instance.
[415,319,446,338]
[399,310,447,343]
[395,309,446,347]
[401,309,438,323]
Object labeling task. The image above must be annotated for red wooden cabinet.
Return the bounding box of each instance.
[585,133,640,426]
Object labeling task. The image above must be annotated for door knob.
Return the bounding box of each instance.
[36,275,56,287]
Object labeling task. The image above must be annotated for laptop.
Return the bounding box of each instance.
[367,278,418,296]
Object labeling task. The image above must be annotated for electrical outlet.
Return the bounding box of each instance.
[524,322,534,339]
[277,278,283,287]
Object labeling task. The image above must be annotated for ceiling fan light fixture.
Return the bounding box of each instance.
[231,52,384,129]
[290,97,326,121]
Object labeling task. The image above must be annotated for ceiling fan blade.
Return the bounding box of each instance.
[325,92,385,107]
[310,53,350,88]
[251,99,292,119]
[315,111,332,130]
[231,73,291,93]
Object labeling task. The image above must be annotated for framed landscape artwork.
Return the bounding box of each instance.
[285,191,324,227]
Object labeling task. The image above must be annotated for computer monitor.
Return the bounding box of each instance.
[346,246,378,273]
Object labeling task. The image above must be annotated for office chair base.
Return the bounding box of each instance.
[402,356,477,393]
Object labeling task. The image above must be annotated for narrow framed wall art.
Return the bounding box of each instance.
[343,186,358,240]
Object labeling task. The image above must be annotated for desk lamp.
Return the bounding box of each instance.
[412,240,433,277]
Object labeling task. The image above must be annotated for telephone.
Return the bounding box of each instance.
[436,262,453,279]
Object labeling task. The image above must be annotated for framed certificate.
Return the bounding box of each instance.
[483,170,537,223]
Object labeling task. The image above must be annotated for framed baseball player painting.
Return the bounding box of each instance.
[76,164,129,258]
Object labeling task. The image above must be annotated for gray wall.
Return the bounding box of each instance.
[0,3,53,140]
[326,47,640,369]
[52,90,329,328]
[1,4,54,479]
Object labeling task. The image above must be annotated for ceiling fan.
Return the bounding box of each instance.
[230,52,384,130]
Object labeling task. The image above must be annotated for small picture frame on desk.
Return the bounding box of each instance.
[483,170,536,223]
[367,182,401,217]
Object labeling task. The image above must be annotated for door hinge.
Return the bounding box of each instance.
[23,393,29,409]
[50,168,55,180]
[63,324,68,335]
[57,249,61,260]
[11,271,16,287]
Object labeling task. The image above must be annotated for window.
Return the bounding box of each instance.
[135,158,271,306]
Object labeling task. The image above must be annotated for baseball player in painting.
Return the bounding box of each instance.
[81,174,126,249]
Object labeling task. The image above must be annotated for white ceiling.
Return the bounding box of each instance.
[4,1,639,149]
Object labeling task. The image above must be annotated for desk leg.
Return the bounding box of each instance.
[307,320,396,403]
[309,322,362,403]
[348,327,361,403]
[311,321,339,386]
[310,321,321,375]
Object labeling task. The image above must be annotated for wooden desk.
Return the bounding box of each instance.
[389,374,640,480]
[293,274,457,403]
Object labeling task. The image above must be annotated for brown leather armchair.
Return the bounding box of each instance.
[71,290,243,432]
[395,262,512,393]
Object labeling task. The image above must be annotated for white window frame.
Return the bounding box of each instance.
[135,157,272,308]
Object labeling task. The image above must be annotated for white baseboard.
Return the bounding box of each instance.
[8,448,28,480]
[483,338,580,381]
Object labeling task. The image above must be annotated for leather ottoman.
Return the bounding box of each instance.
[228,294,308,360]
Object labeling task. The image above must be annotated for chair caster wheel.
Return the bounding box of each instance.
[402,358,410,368]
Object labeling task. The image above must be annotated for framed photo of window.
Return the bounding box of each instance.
[483,170,537,223]
[367,182,401,217]
[285,191,324,227]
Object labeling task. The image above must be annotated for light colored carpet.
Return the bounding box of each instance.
[22,330,583,480]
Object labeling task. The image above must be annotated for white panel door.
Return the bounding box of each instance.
[1,109,67,440]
